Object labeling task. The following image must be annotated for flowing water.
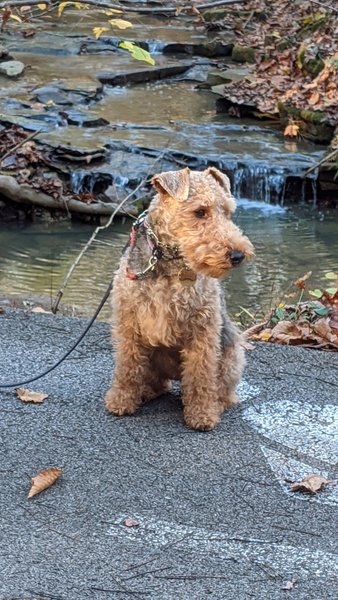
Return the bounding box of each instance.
[0,11,337,317]
[1,202,337,319]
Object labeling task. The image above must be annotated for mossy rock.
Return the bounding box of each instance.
[202,7,230,21]
[278,102,335,144]
[206,67,251,87]
[232,44,256,64]
[304,57,325,77]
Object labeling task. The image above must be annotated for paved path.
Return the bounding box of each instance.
[0,309,337,600]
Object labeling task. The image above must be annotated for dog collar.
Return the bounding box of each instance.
[126,210,182,280]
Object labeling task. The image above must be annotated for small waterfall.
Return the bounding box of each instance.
[230,163,287,204]
[70,171,113,194]
[221,161,319,206]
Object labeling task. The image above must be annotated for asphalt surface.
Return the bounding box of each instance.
[0,308,337,600]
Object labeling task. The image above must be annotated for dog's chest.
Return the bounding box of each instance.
[136,278,218,347]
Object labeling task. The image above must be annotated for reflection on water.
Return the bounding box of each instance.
[0,203,337,319]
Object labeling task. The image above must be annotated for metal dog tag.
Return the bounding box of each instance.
[178,267,197,287]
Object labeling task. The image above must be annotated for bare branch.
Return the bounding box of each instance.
[51,152,164,313]
[0,129,42,166]
[0,0,247,13]
[307,0,338,14]
[303,147,338,177]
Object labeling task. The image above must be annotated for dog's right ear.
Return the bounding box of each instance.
[151,168,190,201]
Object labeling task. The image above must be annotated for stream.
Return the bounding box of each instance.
[0,9,337,317]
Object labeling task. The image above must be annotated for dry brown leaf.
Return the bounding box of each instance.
[16,387,48,404]
[31,306,51,314]
[28,467,62,498]
[309,91,320,106]
[313,318,338,343]
[270,320,305,344]
[253,328,272,341]
[123,517,139,528]
[290,473,337,495]
[0,307,5,314]
[284,124,299,137]
[282,577,298,590]
[294,271,312,290]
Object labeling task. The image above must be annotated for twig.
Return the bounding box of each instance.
[51,154,164,314]
[303,147,338,177]
[0,129,42,166]
[307,0,338,14]
[0,0,247,12]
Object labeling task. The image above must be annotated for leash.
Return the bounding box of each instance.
[0,278,113,389]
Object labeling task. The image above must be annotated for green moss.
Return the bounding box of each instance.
[232,44,256,64]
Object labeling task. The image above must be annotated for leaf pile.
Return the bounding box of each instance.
[211,0,338,126]
[249,271,338,350]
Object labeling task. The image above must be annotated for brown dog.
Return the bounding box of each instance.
[105,167,254,430]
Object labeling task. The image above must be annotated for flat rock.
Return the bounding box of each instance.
[98,64,192,85]
[0,60,25,78]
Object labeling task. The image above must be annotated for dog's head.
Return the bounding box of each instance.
[151,166,254,278]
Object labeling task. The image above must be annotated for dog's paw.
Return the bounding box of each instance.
[105,388,139,416]
[183,408,220,432]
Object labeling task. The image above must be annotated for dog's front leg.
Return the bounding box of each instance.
[181,334,221,431]
[105,332,149,417]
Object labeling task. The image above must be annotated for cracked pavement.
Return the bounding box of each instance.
[0,309,337,600]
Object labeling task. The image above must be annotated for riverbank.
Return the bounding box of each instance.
[1,1,337,223]
[0,308,337,599]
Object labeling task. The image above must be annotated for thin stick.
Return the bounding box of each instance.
[303,147,338,177]
[51,154,163,314]
[0,0,247,13]
[307,0,338,14]
[0,129,42,166]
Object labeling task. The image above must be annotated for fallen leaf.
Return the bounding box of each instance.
[28,467,62,498]
[109,18,133,30]
[92,26,109,39]
[253,328,272,341]
[284,124,299,137]
[123,517,139,528]
[309,91,320,105]
[282,577,298,590]
[31,306,51,314]
[16,387,49,404]
[290,473,337,495]
[294,271,312,290]
[0,307,5,314]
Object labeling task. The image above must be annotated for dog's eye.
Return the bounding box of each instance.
[194,208,207,218]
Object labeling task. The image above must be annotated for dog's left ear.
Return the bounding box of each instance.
[206,167,236,213]
[151,168,190,201]
[205,167,231,192]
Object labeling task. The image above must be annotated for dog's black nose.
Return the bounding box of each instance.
[230,250,244,266]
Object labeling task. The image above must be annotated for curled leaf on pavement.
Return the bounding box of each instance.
[289,474,337,495]
[282,577,298,591]
[28,467,62,498]
[123,517,139,528]
[16,388,49,404]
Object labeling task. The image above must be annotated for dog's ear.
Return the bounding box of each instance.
[206,166,236,213]
[151,168,190,201]
[205,167,231,192]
